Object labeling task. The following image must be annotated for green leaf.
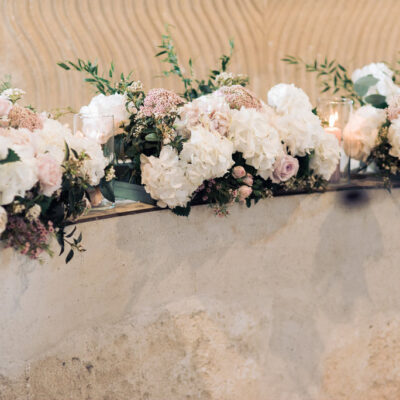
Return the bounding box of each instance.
[144,133,160,142]
[364,94,388,109]
[57,62,71,70]
[172,204,191,217]
[353,75,379,97]
[99,180,115,202]
[66,249,74,264]
[0,149,20,165]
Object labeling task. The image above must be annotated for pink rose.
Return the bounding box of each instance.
[272,155,299,183]
[36,154,62,197]
[232,166,246,179]
[238,185,252,202]
[242,173,253,186]
[0,96,12,117]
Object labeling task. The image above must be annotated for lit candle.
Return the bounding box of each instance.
[325,112,341,183]
[324,112,341,142]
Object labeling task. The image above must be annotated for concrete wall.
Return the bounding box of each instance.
[2,0,400,111]
[1,189,400,399]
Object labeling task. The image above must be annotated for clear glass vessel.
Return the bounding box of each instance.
[317,98,354,183]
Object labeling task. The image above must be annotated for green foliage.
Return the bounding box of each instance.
[282,55,362,104]
[0,149,20,165]
[58,59,134,96]
[353,75,379,97]
[156,27,240,101]
[364,94,388,109]
[172,204,191,217]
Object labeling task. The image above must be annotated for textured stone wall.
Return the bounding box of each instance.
[1,189,400,399]
[2,0,400,112]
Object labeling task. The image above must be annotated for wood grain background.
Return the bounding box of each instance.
[1,0,400,111]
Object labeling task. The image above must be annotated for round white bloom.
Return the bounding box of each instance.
[80,93,130,132]
[310,131,341,180]
[140,146,195,208]
[0,127,35,159]
[343,105,386,161]
[26,204,41,222]
[268,83,313,114]
[268,84,321,156]
[388,118,400,158]
[0,206,7,235]
[180,126,234,187]
[0,159,38,205]
[352,63,400,99]
[32,118,72,163]
[229,107,284,179]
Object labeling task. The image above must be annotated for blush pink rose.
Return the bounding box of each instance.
[272,155,299,183]
[36,154,62,197]
[0,96,12,117]
[242,173,253,186]
[232,165,246,179]
[238,185,252,202]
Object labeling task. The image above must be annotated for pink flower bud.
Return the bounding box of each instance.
[232,166,246,179]
[242,173,253,186]
[238,185,252,201]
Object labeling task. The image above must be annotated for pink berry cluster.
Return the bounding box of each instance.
[218,85,262,111]
[140,88,185,117]
[4,215,54,259]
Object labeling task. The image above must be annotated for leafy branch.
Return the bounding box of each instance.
[156,27,241,101]
[58,59,135,95]
[282,55,362,105]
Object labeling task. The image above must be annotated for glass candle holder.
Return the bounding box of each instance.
[317,98,354,183]
[73,113,115,211]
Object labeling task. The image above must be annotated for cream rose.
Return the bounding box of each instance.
[36,154,63,197]
[272,155,299,183]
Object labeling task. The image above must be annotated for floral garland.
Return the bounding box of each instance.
[283,57,400,187]
[60,33,340,216]
[0,78,111,262]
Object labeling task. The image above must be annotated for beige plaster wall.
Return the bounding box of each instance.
[2,0,400,112]
[1,189,400,399]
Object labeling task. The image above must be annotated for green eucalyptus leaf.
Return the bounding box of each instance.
[99,180,115,202]
[144,133,160,142]
[364,94,388,109]
[66,249,74,264]
[0,149,20,165]
[354,75,379,97]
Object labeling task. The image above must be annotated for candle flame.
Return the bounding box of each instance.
[329,112,338,128]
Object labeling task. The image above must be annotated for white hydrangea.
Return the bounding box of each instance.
[32,118,71,163]
[352,63,400,99]
[310,131,341,180]
[268,83,313,114]
[388,118,400,158]
[140,146,195,209]
[180,126,234,187]
[0,206,7,235]
[268,84,321,156]
[80,93,130,130]
[228,107,284,179]
[343,105,387,161]
[0,159,38,205]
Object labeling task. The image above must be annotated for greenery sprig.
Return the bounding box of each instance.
[156,27,246,101]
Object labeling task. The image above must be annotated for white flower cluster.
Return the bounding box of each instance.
[142,83,340,208]
[268,83,340,179]
[229,107,283,179]
[352,63,400,100]
[343,105,387,161]
[388,114,400,159]
[0,116,108,205]
[141,126,234,208]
